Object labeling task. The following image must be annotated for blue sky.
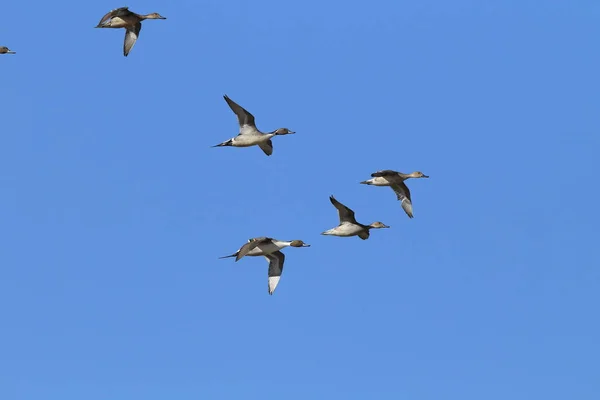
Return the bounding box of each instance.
[1,0,599,399]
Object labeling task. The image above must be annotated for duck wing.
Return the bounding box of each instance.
[358,230,370,240]
[371,170,400,178]
[123,22,141,56]
[236,237,272,261]
[223,95,258,134]
[391,182,414,218]
[265,251,285,295]
[258,139,273,156]
[97,7,133,27]
[329,195,358,224]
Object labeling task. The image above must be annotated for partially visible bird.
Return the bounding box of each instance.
[322,195,389,240]
[212,95,295,156]
[95,7,166,56]
[0,46,16,54]
[219,237,310,295]
[361,170,429,218]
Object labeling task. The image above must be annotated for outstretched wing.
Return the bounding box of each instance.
[266,251,285,295]
[97,7,132,27]
[329,195,357,224]
[223,95,257,133]
[123,22,141,56]
[391,182,414,218]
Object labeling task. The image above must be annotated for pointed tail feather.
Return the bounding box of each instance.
[218,253,237,259]
[212,139,233,148]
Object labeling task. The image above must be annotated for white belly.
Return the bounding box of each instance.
[370,177,393,186]
[232,134,271,147]
[326,223,364,237]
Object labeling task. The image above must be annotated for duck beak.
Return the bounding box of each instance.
[423,175,430,178]
[383,225,391,228]
[302,243,311,247]
[360,180,369,185]
[160,16,167,19]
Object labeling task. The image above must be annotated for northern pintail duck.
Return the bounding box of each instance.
[322,196,389,240]
[213,95,295,156]
[95,7,166,56]
[0,46,15,54]
[219,237,310,295]
[360,170,429,218]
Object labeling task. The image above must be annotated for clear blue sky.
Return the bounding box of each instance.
[1,1,599,399]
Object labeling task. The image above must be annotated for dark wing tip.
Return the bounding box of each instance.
[223,95,239,109]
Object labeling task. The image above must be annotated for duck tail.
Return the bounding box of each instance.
[212,139,233,148]
[218,253,237,259]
